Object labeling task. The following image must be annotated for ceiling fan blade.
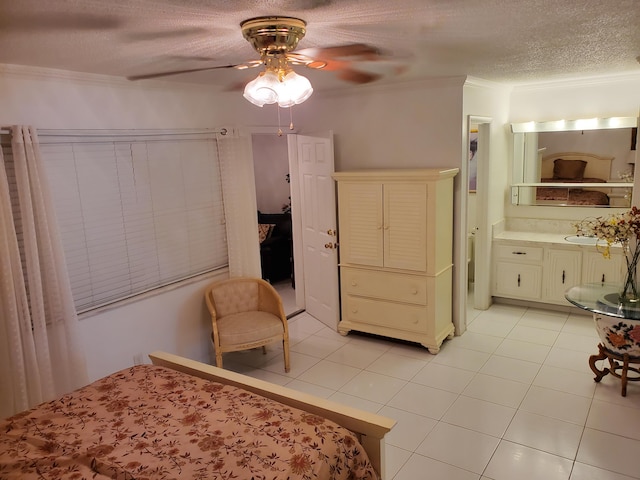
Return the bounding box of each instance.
[0,12,122,31]
[297,43,382,61]
[127,63,254,81]
[124,27,211,42]
[337,69,381,84]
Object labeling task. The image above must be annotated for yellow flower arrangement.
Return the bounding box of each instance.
[574,206,640,301]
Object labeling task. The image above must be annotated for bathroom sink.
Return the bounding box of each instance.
[564,235,598,245]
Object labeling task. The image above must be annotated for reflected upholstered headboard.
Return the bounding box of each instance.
[541,151,614,182]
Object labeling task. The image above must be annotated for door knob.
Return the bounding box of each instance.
[327,229,336,236]
[325,243,337,249]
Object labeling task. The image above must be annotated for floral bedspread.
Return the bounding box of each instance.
[0,365,378,479]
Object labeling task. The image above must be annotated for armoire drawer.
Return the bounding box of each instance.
[342,295,427,333]
[341,267,427,305]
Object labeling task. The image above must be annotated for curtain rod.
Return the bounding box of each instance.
[0,128,228,136]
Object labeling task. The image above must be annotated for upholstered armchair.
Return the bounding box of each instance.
[205,277,290,372]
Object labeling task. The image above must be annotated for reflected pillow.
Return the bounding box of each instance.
[553,159,587,180]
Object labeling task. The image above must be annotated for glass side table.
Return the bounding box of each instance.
[565,283,640,397]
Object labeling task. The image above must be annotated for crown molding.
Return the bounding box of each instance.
[464,76,513,91]
[510,71,640,92]
[0,63,217,93]
[315,75,468,99]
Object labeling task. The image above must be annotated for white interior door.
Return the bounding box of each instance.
[291,132,340,329]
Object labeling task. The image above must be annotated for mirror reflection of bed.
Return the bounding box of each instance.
[535,151,622,206]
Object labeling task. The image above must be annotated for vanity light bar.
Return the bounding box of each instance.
[511,116,638,133]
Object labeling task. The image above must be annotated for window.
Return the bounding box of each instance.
[39,131,228,313]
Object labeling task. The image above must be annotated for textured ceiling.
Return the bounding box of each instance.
[1,0,639,91]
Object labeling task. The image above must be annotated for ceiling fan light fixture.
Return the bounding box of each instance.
[243,66,313,107]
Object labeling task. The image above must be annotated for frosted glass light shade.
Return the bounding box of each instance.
[276,71,313,107]
[243,69,313,107]
[243,70,280,107]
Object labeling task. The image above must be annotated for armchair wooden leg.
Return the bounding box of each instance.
[283,337,291,373]
[262,346,267,355]
[212,333,223,369]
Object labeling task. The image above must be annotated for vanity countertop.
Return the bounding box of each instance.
[494,231,586,245]
[493,231,621,251]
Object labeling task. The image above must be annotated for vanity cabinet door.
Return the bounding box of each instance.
[494,261,543,300]
[544,248,582,304]
[582,250,622,285]
[493,243,543,300]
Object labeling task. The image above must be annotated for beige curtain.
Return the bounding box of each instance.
[0,126,88,419]
[217,130,262,278]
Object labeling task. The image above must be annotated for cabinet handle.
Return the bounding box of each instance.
[562,270,566,284]
[512,251,527,255]
[351,308,358,314]
[411,288,418,295]
[517,274,521,287]
[351,281,358,287]
[602,274,605,283]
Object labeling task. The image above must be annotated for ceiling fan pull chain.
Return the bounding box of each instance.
[277,106,283,136]
[289,106,295,131]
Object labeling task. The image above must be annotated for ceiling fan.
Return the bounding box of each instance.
[127,16,398,106]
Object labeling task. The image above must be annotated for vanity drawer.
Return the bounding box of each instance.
[494,244,543,262]
[341,295,427,333]
[341,267,427,305]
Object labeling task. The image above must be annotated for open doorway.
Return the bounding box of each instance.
[251,133,298,316]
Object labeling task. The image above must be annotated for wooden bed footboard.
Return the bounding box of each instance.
[149,351,396,479]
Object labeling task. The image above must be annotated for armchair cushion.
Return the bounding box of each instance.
[217,311,285,345]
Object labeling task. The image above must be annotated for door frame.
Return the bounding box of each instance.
[286,133,306,311]
[248,127,305,312]
[468,116,492,311]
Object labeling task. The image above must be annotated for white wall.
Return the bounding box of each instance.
[216,77,467,171]
[0,65,228,129]
[509,73,640,122]
[252,134,291,213]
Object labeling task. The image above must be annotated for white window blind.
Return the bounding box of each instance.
[39,133,228,313]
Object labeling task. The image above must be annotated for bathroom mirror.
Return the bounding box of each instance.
[511,117,638,207]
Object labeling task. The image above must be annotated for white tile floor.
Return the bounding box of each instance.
[227,283,640,480]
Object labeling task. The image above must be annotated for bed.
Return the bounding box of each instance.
[536,151,614,205]
[0,351,395,479]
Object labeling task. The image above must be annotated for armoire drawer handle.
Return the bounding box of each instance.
[411,289,418,295]
[512,251,527,255]
[351,308,358,314]
[351,281,358,286]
